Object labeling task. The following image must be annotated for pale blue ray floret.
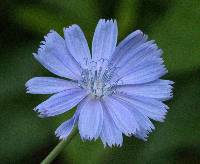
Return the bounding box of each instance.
[25,19,173,147]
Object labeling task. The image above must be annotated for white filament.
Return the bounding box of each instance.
[78,58,118,98]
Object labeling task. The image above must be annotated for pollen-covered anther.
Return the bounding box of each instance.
[79,58,116,98]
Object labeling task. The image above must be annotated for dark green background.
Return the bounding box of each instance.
[0,0,200,163]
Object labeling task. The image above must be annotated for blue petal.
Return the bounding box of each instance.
[134,129,150,141]
[114,93,168,122]
[112,96,155,141]
[92,19,118,61]
[64,25,91,68]
[116,80,174,101]
[110,30,147,66]
[109,30,167,85]
[102,96,139,136]
[114,41,163,76]
[78,96,103,140]
[25,77,79,94]
[117,62,167,85]
[55,117,76,140]
[55,107,80,140]
[112,40,158,70]
[34,88,88,117]
[34,30,81,80]
[100,102,123,147]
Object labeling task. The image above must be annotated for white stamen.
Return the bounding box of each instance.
[78,58,118,98]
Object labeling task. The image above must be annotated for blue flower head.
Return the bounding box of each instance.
[26,19,173,147]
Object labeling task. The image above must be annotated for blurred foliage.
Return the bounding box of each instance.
[149,0,200,74]
[0,0,200,163]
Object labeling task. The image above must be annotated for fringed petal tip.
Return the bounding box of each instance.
[33,107,45,118]
[63,24,78,32]
[134,128,154,141]
[98,18,117,24]
[170,80,175,85]
[165,80,174,100]
[34,30,57,55]
[136,135,148,142]
[55,131,69,140]
[33,107,49,118]
[25,87,31,94]
[25,80,34,94]
[26,90,31,94]
[102,141,122,148]
[32,52,37,59]
[55,117,77,140]
[81,135,123,148]
[156,115,167,123]
[55,133,67,140]
[80,135,98,141]
[34,108,57,118]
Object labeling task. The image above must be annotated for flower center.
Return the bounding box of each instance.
[78,59,117,98]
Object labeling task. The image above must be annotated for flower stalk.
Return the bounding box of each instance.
[41,126,78,164]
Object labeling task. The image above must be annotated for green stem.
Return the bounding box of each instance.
[41,127,78,164]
